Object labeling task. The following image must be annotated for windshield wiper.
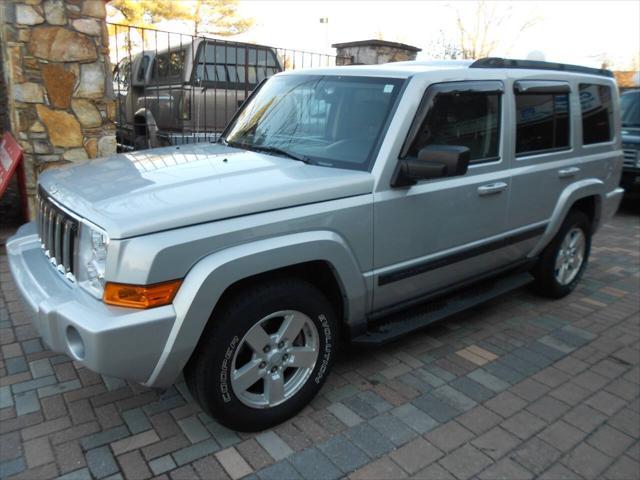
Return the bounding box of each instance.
[226,141,310,164]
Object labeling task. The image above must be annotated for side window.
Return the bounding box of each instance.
[155,54,168,79]
[137,55,149,82]
[515,91,570,155]
[195,43,237,86]
[168,50,185,78]
[195,43,279,89]
[580,83,613,144]
[409,90,501,163]
[113,59,130,92]
[153,50,185,82]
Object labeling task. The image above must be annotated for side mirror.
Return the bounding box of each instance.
[391,145,471,187]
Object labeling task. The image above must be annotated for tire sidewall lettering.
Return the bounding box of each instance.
[314,313,332,384]
[220,335,239,403]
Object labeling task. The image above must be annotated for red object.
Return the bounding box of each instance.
[0,132,28,221]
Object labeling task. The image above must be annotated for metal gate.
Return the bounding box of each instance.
[108,23,352,151]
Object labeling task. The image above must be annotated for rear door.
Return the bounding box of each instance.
[506,80,573,234]
[506,79,617,257]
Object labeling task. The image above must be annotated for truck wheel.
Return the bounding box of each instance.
[185,279,338,431]
[532,210,591,298]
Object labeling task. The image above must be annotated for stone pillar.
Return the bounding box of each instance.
[332,39,421,65]
[0,0,116,218]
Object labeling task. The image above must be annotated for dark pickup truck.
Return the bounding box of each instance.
[113,38,283,149]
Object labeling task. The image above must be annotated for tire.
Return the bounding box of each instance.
[532,210,592,298]
[185,279,338,432]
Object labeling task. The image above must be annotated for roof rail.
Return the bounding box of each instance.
[470,57,614,78]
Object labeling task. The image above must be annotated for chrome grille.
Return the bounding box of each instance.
[623,149,638,168]
[36,187,79,278]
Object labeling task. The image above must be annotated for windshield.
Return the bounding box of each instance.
[621,91,640,128]
[223,74,405,170]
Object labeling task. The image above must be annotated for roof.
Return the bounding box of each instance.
[280,60,472,78]
[331,39,422,52]
[281,57,615,81]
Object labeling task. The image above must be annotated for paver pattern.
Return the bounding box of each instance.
[1,203,639,480]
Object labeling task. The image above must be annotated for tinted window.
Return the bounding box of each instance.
[621,90,640,128]
[195,43,279,88]
[516,92,570,155]
[580,84,613,144]
[138,55,150,82]
[154,50,185,81]
[409,91,501,162]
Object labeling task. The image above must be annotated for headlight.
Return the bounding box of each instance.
[76,223,109,297]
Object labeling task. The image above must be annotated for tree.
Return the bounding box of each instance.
[426,29,464,60]
[109,0,252,37]
[193,0,253,37]
[109,0,193,27]
[447,1,540,59]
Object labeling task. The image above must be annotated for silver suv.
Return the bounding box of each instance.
[8,58,624,431]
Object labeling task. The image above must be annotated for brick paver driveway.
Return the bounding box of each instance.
[1,203,639,480]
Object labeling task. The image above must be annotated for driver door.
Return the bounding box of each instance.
[373,81,516,311]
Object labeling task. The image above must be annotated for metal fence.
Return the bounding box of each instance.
[108,23,352,151]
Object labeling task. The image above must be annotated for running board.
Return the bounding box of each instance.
[352,271,534,346]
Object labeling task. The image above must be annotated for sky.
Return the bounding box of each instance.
[116,0,640,71]
[228,0,640,70]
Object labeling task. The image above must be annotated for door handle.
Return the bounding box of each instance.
[477,182,508,196]
[558,167,580,178]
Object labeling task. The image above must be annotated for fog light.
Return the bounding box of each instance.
[66,326,85,360]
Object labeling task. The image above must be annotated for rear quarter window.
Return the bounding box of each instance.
[580,83,614,144]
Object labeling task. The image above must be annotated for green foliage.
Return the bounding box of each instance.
[109,0,253,36]
[194,0,253,36]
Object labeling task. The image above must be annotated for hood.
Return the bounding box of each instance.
[39,143,374,239]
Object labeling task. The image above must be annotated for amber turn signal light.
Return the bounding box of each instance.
[103,279,182,309]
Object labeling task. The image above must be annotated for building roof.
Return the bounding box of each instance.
[331,39,422,52]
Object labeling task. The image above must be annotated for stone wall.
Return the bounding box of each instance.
[332,39,421,65]
[0,0,116,218]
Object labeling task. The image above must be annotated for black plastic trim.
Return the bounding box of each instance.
[514,80,571,94]
[367,257,538,328]
[470,57,614,78]
[378,224,547,286]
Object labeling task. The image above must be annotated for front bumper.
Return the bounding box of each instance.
[6,223,176,384]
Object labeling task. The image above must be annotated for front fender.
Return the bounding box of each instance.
[144,231,367,387]
[528,179,604,257]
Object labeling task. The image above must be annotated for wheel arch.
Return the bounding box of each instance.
[213,260,346,334]
[529,179,604,258]
[144,231,368,387]
[133,107,160,147]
